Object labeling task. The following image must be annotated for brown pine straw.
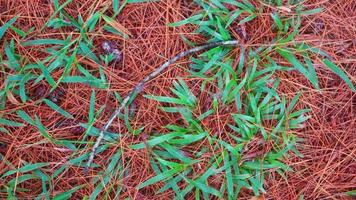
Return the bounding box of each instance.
[0,0,355,199]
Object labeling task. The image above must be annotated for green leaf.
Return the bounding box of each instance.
[225,10,242,28]
[47,18,72,29]
[34,116,58,144]
[286,92,301,113]
[1,163,50,178]
[184,178,222,198]
[102,14,130,38]
[168,132,206,146]
[160,143,193,164]
[168,14,204,27]
[345,189,356,196]
[144,95,185,106]
[323,59,355,92]
[271,12,283,31]
[239,14,256,25]
[278,49,319,89]
[137,167,182,189]
[7,174,39,188]
[113,0,119,14]
[79,41,100,63]
[0,117,24,127]
[223,152,234,197]
[243,160,287,170]
[0,127,9,134]
[300,8,323,16]
[86,12,101,32]
[0,16,18,40]
[22,39,66,46]
[89,90,96,122]
[238,46,245,74]
[131,132,182,149]
[43,99,74,119]
[4,40,20,70]
[53,185,84,200]
[16,110,35,125]
[37,62,57,88]
[61,76,107,89]
[90,150,122,200]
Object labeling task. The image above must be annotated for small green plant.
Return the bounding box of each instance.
[0,0,354,199]
[131,0,355,199]
[0,0,131,199]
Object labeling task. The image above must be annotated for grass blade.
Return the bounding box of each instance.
[278,49,319,89]
[323,59,355,92]
[0,117,24,127]
[43,99,74,119]
[137,167,182,189]
[1,163,50,178]
[0,16,18,40]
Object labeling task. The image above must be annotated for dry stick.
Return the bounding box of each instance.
[84,40,239,173]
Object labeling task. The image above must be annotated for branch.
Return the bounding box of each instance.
[84,40,239,173]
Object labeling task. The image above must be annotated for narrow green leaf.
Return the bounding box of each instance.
[0,127,9,134]
[323,59,355,91]
[61,76,107,89]
[223,152,234,197]
[278,49,319,89]
[345,189,356,196]
[144,95,185,106]
[160,143,193,164]
[226,10,243,28]
[37,62,56,88]
[4,40,20,70]
[168,14,204,27]
[137,168,182,189]
[34,116,58,144]
[300,8,323,16]
[22,39,66,46]
[271,12,283,31]
[53,185,84,200]
[184,178,222,198]
[86,12,101,32]
[0,16,18,40]
[43,99,74,119]
[16,110,35,125]
[1,163,50,178]
[131,132,182,149]
[113,0,119,14]
[79,41,100,63]
[238,14,256,25]
[0,117,24,127]
[89,90,95,122]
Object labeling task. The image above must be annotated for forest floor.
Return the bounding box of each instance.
[0,0,355,199]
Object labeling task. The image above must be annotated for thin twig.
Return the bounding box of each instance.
[84,40,239,173]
